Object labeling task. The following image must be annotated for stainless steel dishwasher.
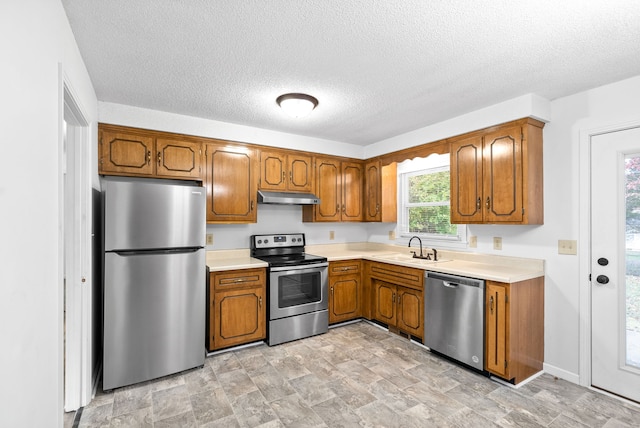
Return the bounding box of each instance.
[424,271,485,371]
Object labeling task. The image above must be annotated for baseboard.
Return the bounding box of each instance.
[543,362,580,385]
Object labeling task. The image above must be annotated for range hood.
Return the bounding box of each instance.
[257,190,320,205]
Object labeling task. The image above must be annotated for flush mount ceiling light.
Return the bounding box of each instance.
[276,93,318,118]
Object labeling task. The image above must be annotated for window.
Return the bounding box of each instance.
[397,154,467,247]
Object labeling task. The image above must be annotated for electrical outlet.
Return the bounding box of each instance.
[206,233,213,246]
[329,230,335,240]
[493,237,502,250]
[388,230,396,240]
[469,235,477,248]
[558,239,577,255]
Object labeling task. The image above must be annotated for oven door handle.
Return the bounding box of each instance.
[270,262,329,273]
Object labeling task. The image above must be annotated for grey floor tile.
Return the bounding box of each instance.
[78,321,640,428]
[230,389,279,428]
[190,386,234,425]
[151,384,192,422]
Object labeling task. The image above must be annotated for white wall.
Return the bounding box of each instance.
[0,1,97,427]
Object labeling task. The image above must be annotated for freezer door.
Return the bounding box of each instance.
[103,249,205,390]
[103,177,205,251]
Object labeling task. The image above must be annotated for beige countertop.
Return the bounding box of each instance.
[206,249,267,272]
[207,242,544,283]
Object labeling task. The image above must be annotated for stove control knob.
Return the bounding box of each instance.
[264,239,269,244]
[257,239,262,244]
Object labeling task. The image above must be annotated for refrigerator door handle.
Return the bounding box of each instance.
[113,247,202,256]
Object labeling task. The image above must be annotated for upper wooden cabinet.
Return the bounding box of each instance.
[364,161,397,222]
[204,143,258,223]
[449,118,544,224]
[259,150,313,193]
[99,125,202,180]
[303,157,363,222]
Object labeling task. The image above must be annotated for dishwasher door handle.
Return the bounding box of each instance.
[442,281,459,288]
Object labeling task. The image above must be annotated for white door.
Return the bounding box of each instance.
[591,126,640,402]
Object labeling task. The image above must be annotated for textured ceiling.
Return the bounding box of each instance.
[61,1,640,145]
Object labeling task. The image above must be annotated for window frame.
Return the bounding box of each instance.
[396,155,468,249]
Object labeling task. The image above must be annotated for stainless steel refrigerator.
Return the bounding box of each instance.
[102,176,206,390]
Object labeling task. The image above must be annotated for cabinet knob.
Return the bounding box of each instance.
[147,150,151,165]
[486,197,491,210]
[259,296,262,307]
[157,151,161,165]
[489,295,494,314]
[477,197,481,210]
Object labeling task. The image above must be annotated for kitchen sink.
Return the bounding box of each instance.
[370,252,451,265]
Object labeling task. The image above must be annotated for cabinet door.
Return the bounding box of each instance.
[205,144,257,223]
[373,280,396,326]
[342,161,364,221]
[486,281,509,378]
[483,126,523,223]
[314,157,342,221]
[364,160,381,222]
[396,286,423,338]
[156,138,202,179]
[450,136,483,223]
[259,150,287,190]
[288,153,313,192]
[329,274,360,323]
[100,130,155,176]
[213,287,265,350]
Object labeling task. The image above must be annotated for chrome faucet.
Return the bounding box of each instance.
[408,236,423,258]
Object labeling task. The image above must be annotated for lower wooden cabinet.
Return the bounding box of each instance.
[485,277,544,383]
[328,260,361,324]
[368,262,424,339]
[208,268,266,351]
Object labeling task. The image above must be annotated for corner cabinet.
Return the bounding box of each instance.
[99,124,202,180]
[208,268,266,351]
[259,150,313,193]
[303,157,363,222]
[364,161,397,222]
[450,118,544,224]
[485,277,544,384]
[204,143,258,223]
[328,260,361,324]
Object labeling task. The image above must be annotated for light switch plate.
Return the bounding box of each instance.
[389,230,396,240]
[206,234,213,246]
[469,235,477,248]
[558,239,577,255]
[493,237,502,250]
[329,230,335,240]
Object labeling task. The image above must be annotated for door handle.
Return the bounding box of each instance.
[443,281,459,288]
[596,275,610,284]
[489,296,494,314]
[597,258,609,266]
[486,197,491,210]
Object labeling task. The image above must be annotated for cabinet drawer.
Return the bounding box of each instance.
[368,262,423,290]
[211,268,265,290]
[329,260,361,276]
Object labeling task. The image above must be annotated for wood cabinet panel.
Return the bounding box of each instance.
[156,138,202,179]
[368,261,424,339]
[450,118,544,224]
[259,150,313,192]
[205,143,258,223]
[209,268,266,351]
[100,130,154,176]
[485,277,544,384]
[329,260,362,324]
[342,161,363,221]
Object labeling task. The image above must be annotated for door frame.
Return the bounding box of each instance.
[61,72,93,411]
[578,118,640,388]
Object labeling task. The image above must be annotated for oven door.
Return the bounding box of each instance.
[269,262,328,320]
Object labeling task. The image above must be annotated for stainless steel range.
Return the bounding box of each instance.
[250,233,329,346]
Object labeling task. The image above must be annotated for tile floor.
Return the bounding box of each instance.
[73,321,640,427]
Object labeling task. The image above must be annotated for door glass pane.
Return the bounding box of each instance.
[278,272,321,308]
[624,154,640,368]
